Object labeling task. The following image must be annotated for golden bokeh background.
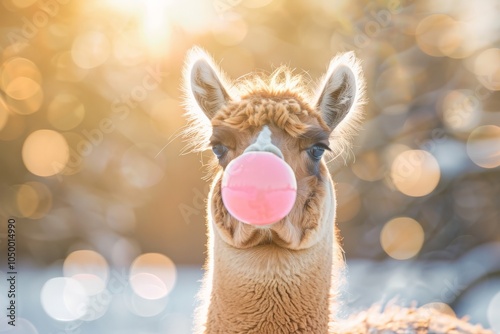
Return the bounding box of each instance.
[0,0,499,332]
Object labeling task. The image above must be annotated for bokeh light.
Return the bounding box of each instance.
[71,31,111,69]
[488,291,500,332]
[120,145,165,188]
[1,0,499,332]
[415,14,467,58]
[474,48,500,91]
[351,150,385,182]
[47,94,86,131]
[15,181,52,219]
[22,129,69,177]
[63,250,109,296]
[0,317,39,334]
[466,125,500,168]
[130,253,177,300]
[0,57,44,115]
[53,51,89,82]
[441,90,482,132]
[105,204,136,233]
[421,302,456,317]
[211,13,248,46]
[40,277,89,322]
[0,96,9,131]
[390,150,440,197]
[127,291,169,317]
[380,217,425,260]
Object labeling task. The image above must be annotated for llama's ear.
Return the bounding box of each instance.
[190,58,232,120]
[316,53,362,131]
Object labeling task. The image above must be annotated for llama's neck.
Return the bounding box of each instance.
[197,180,343,334]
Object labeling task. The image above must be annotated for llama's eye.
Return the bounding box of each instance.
[307,145,327,161]
[212,144,228,159]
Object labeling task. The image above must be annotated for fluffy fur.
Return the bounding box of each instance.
[182,47,492,334]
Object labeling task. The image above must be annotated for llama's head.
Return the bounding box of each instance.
[183,47,364,251]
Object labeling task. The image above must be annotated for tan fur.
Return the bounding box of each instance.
[183,48,492,334]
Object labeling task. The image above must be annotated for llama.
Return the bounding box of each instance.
[182,47,492,334]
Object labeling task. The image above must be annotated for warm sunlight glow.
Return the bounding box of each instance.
[130,253,176,300]
[336,182,361,223]
[422,302,456,317]
[441,90,481,131]
[15,181,52,219]
[474,48,500,91]
[466,125,500,168]
[381,217,425,260]
[22,129,69,177]
[40,277,89,322]
[142,0,171,56]
[71,31,111,69]
[391,150,440,197]
[47,94,86,131]
[63,250,109,296]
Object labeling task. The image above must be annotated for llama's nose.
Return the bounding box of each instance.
[243,125,284,159]
[222,125,296,226]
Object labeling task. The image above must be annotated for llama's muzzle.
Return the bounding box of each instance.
[221,126,297,226]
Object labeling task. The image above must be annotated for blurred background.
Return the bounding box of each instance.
[0,0,499,333]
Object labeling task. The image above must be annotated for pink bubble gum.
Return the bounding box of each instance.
[221,152,297,226]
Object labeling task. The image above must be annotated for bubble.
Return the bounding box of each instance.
[40,277,89,321]
[130,253,176,300]
[466,125,500,168]
[63,250,109,296]
[488,291,500,332]
[71,31,111,69]
[380,217,424,260]
[441,90,481,132]
[15,181,52,219]
[22,129,69,177]
[390,150,440,197]
[47,94,86,131]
